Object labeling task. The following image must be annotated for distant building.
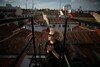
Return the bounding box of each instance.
[43,9,77,31]
[0,4,23,18]
[22,9,34,17]
[6,4,12,8]
[24,10,47,32]
[0,12,5,19]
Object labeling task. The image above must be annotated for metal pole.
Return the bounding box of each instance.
[63,18,68,47]
[31,17,37,66]
[62,17,70,67]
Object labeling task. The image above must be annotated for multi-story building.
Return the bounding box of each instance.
[43,9,78,31]
[0,4,23,18]
[22,9,34,17]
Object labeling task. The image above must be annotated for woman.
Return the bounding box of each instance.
[45,28,63,67]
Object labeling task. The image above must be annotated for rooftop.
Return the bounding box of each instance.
[67,26,100,45]
[48,17,65,24]
[0,28,32,55]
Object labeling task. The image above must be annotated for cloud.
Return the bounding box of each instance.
[0,0,100,10]
[0,0,4,3]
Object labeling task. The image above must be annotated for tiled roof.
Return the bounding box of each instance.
[27,31,48,54]
[34,31,48,46]
[94,29,100,36]
[66,30,100,45]
[69,12,96,22]
[48,17,65,24]
[70,12,94,17]
[72,26,94,31]
[75,45,100,65]
[67,27,100,65]
[67,43,100,65]
[0,29,32,55]
[34,15,45,23]
[22,9,33,14]
[0,58,14,67]
[43,10,60,15]
[42,27,50,32]
[33,12,47,25]
[0,23,18,41]
[62,10,96,22]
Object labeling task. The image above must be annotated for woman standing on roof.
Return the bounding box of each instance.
[44,28,63,67]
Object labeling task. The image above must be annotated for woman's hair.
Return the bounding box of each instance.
[49,28,63,41]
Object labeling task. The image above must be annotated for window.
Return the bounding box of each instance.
[59,25,61,27]
[67,25,69,27]
[62,25,65,27]
[53,25,55,27]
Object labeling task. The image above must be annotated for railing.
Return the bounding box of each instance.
[0,17,37,67]
[0,17,100,67]
[62,17,100,67]
[11,38,33,67]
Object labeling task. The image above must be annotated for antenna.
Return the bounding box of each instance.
[25,0,28,9]
[32,0,34,10]
[32,0,36,15]
[60,0,61,10]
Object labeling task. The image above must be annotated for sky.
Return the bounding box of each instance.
[0,0,100,10]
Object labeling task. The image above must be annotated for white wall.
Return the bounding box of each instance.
[24,24,47,32]
[49,24,65,32]
[48,21,78,32]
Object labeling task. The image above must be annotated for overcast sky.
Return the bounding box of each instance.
[0,0,100,10]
